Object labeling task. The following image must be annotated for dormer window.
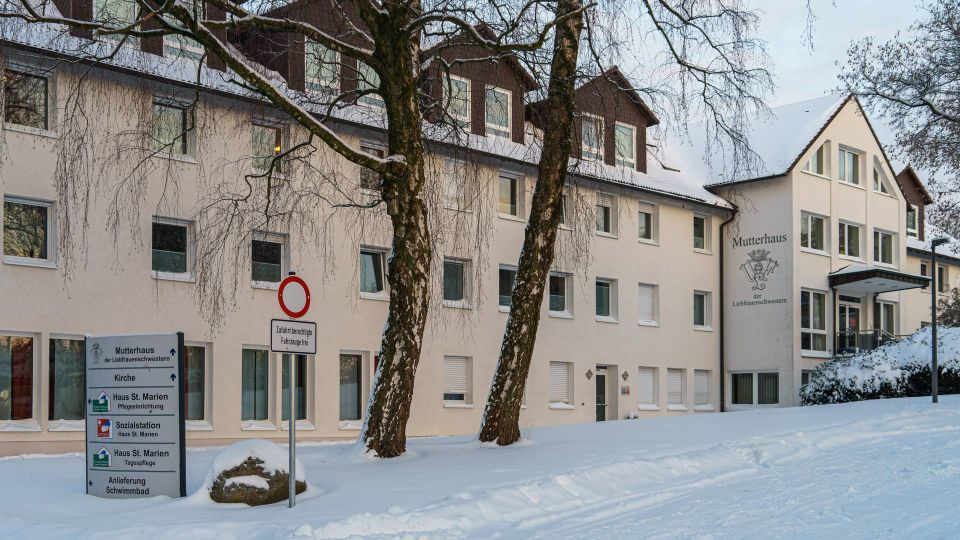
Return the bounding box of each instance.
[162,1,204,61]
[614,123,636,168]
[581,114,603,161]
[305,40,339,94]
[802,142,826,176]
[357,61,382,107]
[443,75,470,128]
[907,205,918,237]
[94,0,138,45]
[484,86,511,138]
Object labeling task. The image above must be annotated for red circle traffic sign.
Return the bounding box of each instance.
[278,275,310,319]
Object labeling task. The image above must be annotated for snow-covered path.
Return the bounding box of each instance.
[2,397,960,539]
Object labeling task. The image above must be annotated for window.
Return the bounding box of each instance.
[3,70,48,129]
[281,354,307,422]
[443,258,470,306]
[638,203,656,242]
[873,230,895,265]
[693,291,711,329]
[637,367,657,408]
[838,222,861,258]
[356,61,382,107]
[305,40,339,93]
[164,33,205,62]
[800,212,825,252]
[938,266,948,293]
[498,173,522,217]
[184,345,205,421]
[241,349,269,422]
[875,301,896,336]
[0,335,32,421]
[359,248,386,295]
[907,205,918,237]
[339,354,362,421]
[558,191,570,227]
[548,361,572,405]
[921,262,929,290]
[251,123,283,173]
[595,194,616,235]
[693,214,708,250]
[442,356,472,405]
[251,234,286,284]
[638,283,658,325]
[731,373,753,405]
[549,273,571,314]
[49,338,84,422]
[614,123,636,168]
[443,159,470,211]
[152,101,188,155]
[595,278,617,321]
[3,196,53,264]
[359,142,385,191]
[801,290,827,352]
[802,142,826,175]
[581,115,602,161]
[484,86,511,138]
[758,372,779,405]
[151,218,192,278]
[801,370,813,387]
[94,0,137,41]
[694,370,711,408]
[873,167,890,194]
[838,147,860,185]
[498,266,517,308]
[444,75,470,128]
[667,368,685,408]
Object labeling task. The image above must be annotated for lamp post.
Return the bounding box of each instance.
[930,237,949,403]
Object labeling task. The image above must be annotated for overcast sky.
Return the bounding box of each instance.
[756,0,925,106]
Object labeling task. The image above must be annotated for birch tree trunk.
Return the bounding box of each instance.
[479,0,585,446]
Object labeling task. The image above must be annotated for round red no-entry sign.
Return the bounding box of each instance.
[278,275,311,319]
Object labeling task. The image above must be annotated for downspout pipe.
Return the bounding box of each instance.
[718,204,738,412]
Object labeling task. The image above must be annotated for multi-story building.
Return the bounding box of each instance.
[0,4,945,454]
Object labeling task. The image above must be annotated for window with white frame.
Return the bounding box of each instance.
[875,301,897,337]
[442,356,472,405]
[638,283,658,325]
[758,372,779,404]
[356,61,382,107]
[484,86,511,138]
[163,2,205,62]
[305,40,339,93]
[693,213,709,250]
[581,114,603,161]
[906,205,918,237]
[443,158,470,211]
[800,212,825,252]
[498,172,522,217]
[0,334,33,421]
[94,0,138,44]
[839,222,862,258]
[251,122,283,173]
[443,258,471,307]
[802,142,826,176]
[873,229,895,265]
[595,194,616,235]
[638,202,656,242]
[151,217,193,279]
[693,291,711,329]
[614,123,636,168]
[558,191,571,227]
[838,147,861,185]
[938,265,948,293]
[595,278,617,321]
[873,166,890,194]
[241,348,270,422]
[184,345,206,421]
[694,370,711,408]
[281,354,307,422]
[443,75,470,128]
[548,361,572,405]
[800,289,827,352]
[3,69,48,130]
[359,248,387,296]
[637,366,657,408]
[498,265,517,308]
[667,368,685,408]
[359,142,385,192]
[251,233,287,285]
[152,100,189,155]
[339,353,363,421]
[731,371,778,406]
[549,273,572,315]
[921,262,929,290]
[49,337,84,422]
[3,196,54,265]
[731,373,753,405]
[801,370,813,387]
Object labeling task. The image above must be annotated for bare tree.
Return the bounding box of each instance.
[839,0,960,230]
[480,0,772,446]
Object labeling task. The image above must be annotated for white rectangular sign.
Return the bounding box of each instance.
[85,332,185,499]
[271,319,317,354]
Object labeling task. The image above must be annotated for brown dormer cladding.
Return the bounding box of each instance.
[896,165,934,241]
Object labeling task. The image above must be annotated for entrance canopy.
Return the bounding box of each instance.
[828,264,930,295]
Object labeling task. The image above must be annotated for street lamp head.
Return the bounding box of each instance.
[931,237,950,248]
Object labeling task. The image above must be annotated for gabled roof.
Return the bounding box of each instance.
[526,67,659,129]
[421,23,539,91]
[895,164,935,204]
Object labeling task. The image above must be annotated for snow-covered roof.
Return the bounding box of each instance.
[907,225,960,260]
[660,93,850,188]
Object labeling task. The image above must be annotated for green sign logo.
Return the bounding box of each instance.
[92,392,109,413]
[93,447,111,468]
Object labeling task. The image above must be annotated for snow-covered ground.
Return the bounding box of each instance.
[4,396,960,539]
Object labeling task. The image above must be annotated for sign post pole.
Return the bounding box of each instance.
[288,353,296,508]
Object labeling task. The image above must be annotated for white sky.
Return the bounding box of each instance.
[755,0,925,106]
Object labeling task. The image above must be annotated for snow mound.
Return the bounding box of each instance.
[197,439,305,495]
[224,475,270,491]
[801,327,960,405]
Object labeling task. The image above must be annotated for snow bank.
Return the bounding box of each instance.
[801,327,960,405]
[197,439,305,496]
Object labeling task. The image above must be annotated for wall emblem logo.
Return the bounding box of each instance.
[93,446,111,468]
[96,418,113,439]
[91,343,103,365]
[740,248,778,290]
[92,391,110,413]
